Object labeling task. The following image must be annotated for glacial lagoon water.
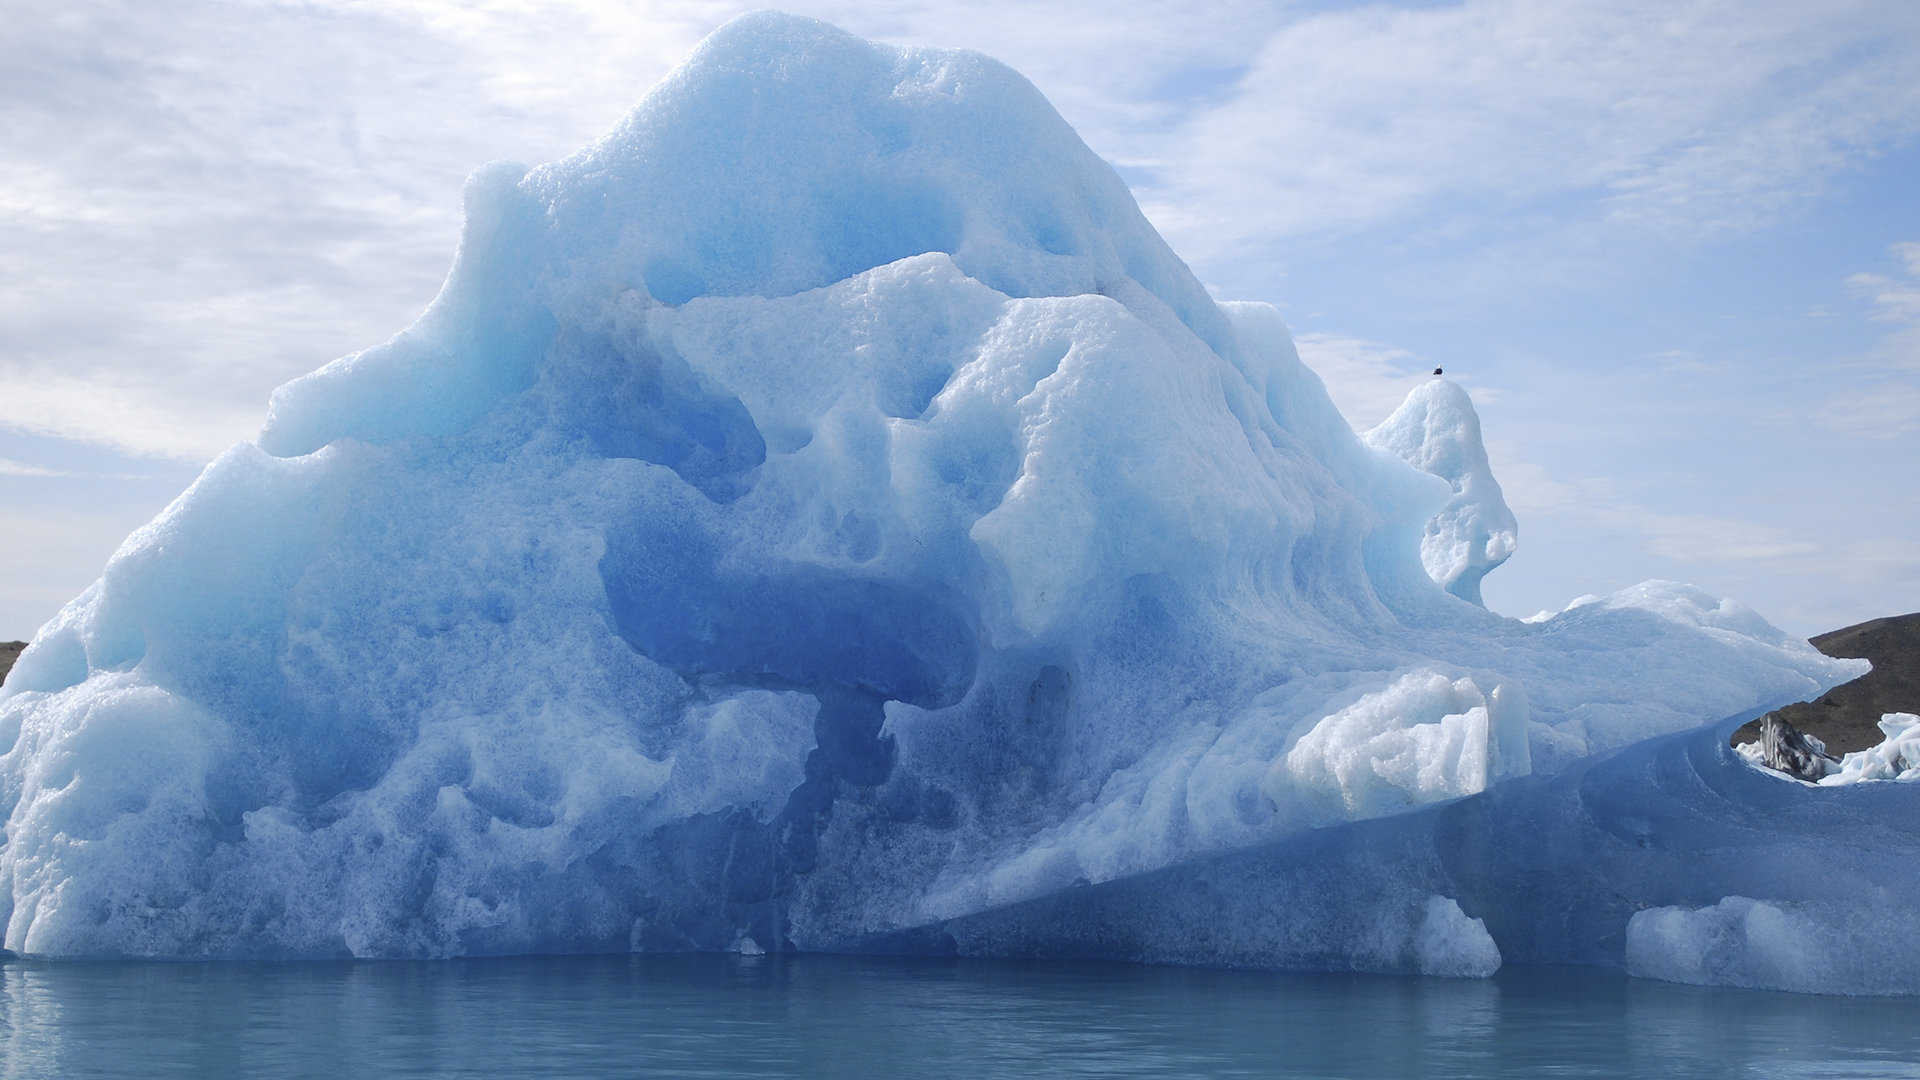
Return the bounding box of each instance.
[2,954,1916,1079]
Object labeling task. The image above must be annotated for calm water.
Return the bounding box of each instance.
[1,954,1915,1079]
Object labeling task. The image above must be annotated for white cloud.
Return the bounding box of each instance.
[1746,538,1920,636]
[0,459,70,478]
[1637,514,1822,564]
[1645,349,1727,376]
[1847,242,1920,330]
[1146,0,1920,261]
[1847,239,1920,363]
[1486,443,1818,564]
[1292,333,1433,431]
[0,376,257,462]
[1816,383,1920,439]
[1821,240,1920,437]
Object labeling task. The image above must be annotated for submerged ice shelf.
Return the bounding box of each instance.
[0,13,1902,992]
[891,703,1920,996]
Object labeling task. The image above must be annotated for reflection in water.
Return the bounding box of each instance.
[0,955,1915,1078]
[0,958,63,1080]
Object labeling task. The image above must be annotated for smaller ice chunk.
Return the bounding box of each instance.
[1732,738,1768,767]
[1818,713,1920,785]
[1627,896,1920,995]
[1413,896,1502,978]
[1364,378,1516,606]
[1734,713,1839,782]
[1270,670,1530,821]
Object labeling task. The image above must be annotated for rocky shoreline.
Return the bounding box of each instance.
[0,641,21,687]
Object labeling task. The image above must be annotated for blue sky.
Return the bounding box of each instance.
[2,0,1916,638]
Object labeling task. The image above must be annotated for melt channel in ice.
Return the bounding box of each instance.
[0,13,1890,983]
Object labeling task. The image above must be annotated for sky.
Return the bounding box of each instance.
[2,0,1917,639]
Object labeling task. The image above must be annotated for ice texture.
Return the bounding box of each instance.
[0,14,1880,973]
[1365,378,1517,605]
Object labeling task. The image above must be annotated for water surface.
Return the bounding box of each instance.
[2,954,1915,1078]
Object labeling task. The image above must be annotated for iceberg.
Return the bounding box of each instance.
[0,14,1893,981]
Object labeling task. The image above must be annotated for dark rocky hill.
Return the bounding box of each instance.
[0,641,22,687]
[1732,612,1920,754]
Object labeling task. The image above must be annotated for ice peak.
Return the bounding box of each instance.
[1365,378,1517,606]
[260,10,1235,459]
[539,9,1231,342]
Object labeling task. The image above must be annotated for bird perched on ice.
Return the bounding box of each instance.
[1432,367,1443,375]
